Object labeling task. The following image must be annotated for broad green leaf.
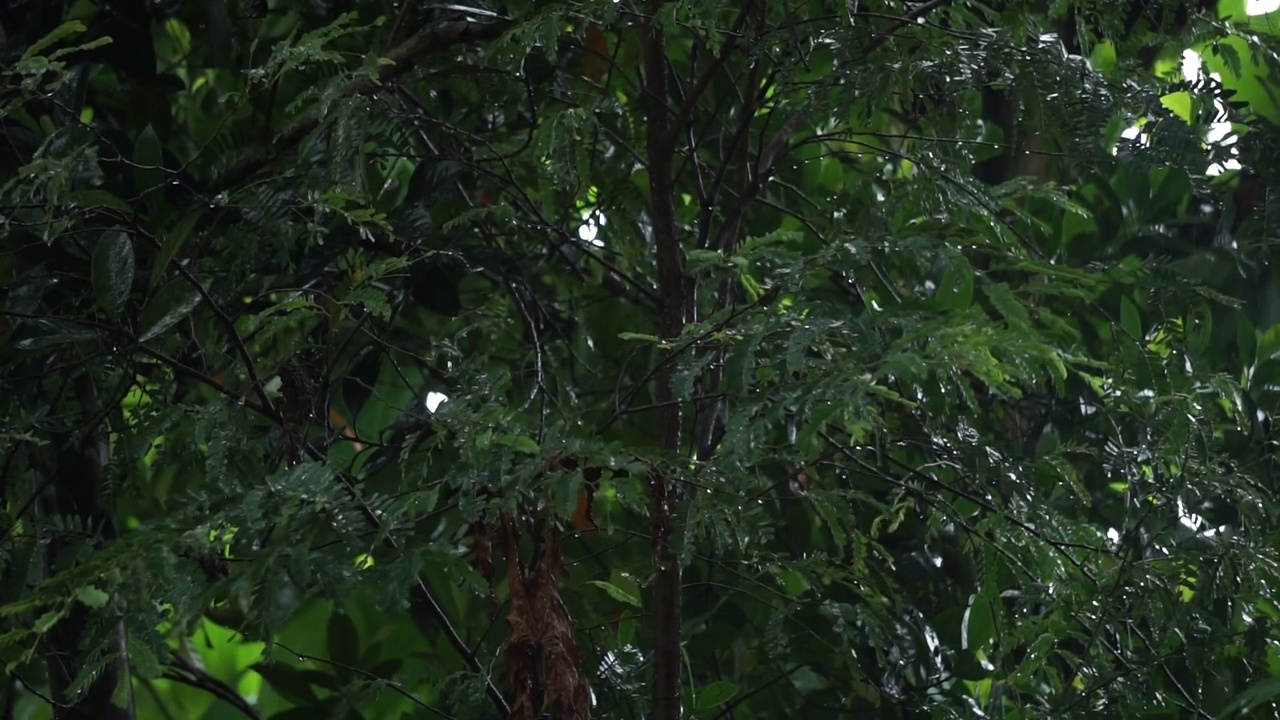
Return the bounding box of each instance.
[252,664,321,706]
[138,281,202,342]
[497,434,539,454]
[962,591,995,650]
[133,124,164,194]
[617,614,636,646]
[1260,324,1280,363]
[92,230,134,317]
[326,610,360,670]
[1160,91,1194,122]
[552,471,580,519]
[151,211,202,289]
[1089,41,1117,73]
[1238,310,1258,371]
[693,680,739,711]
[14,320,99,350]
[76,585,110,609]
[775,569,810,596]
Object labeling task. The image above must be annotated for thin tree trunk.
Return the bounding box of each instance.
[642,2,686,718]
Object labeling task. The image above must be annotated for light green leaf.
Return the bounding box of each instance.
[497,434,540,454]
[685,249,724,269]
[586,580,641,607]
[22,21,87,59]
[76,585,110,609]
[35,610,63,632]
[983,282,1030,328]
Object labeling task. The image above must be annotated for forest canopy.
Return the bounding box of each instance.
[6,0,1280,718]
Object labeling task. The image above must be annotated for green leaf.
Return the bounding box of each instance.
[22,21,87,59]
[962,591,995,650]
[92,230,134,317]
[618,332,660,342]
[76,585,110,609]
[775,569,810,596]
[617,614,636,646]
[268,702,343,720]
[1119,296,1141,340]
[34,610,62,633]
[586,580,641,607]
[1238,309,1258,371]
[1089,41,1117,73]
[151,211,202,289]
[128,638,162,680]
[326,610,361,669]
[983,282,1030,328]
[1260,324,1280,363]
[138,281,202,342]
[1187,302,1213,352]
[133,124,165,194]
[552,471,580,519]
[934,261,974,311]
[66,189,132,214]
[809,491,847,552]
[497,434,540,454]
[739,273,764,302]
[253,663,321,706]
[1221,677,1280,718]
[686,249,724,270]
[694,680,739,710]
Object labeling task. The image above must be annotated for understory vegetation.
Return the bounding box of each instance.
[5,0,1280,718]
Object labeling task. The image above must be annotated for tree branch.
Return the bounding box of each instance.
[210,16,511,195]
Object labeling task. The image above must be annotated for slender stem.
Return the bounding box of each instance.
[642,2,686,718]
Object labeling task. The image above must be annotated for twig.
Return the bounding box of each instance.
[272,642,457,720]
[211,17,511,195]
[164,655,262,720]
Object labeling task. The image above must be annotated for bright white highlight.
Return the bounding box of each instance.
[1178,496,1220,539]
[425,392,449,412]
[1181,50,1240,175]
[1247,0,1280,15]
[1181,49,1202,82]
[578,211,607,248]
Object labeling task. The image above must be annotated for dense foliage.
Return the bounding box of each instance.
[6,0,1280,718]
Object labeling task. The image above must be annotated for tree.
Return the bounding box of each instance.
[4,0,1280,718]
